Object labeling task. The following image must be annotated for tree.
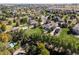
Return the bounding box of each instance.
[37,17,41,26]
[0,50,11,55]
[0,42,6,50]
[28,45,37,55]
[40,48,50,55]
[11,29,24,42]
[0,33,12,42]
[20,16,28,24]
[37,42,50,55]
[23,28,43,40]
[0,22,6,31]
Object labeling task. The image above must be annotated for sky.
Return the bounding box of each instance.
[0,0,79,4]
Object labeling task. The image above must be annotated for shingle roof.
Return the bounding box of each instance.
[29,20,38,25]
[43,21,56,29]
[73,23,79,31]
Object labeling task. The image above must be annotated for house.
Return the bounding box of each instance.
[1,21,8,25]
[29,20,38,28]
[71,23,79,35]
[53,16,61,22]
[42,21,58,32]
[66,16,77,26]
[50,27,61,36]
[29,16,34,20]
[58,21,68,28]
[76,11,79,15]
[41,15,48,25]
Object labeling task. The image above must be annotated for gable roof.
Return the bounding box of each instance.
[73,23,79,31]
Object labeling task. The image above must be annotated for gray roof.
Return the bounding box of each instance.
[72,23,79,35]
[43,23,53,29]
[29,20,38,25]
[43,22,56,30]
[53,16,61,21]
[73,23,79,31]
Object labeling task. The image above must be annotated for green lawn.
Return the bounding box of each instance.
[23,28,43,39]
[20,27,79,53]
[59,28,78,41]
[57,28,79,52]
[58,28,79,45]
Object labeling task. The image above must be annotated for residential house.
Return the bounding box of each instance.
[58,21,68,28]
[29,20,38,28]
[41,15,48,25]
[53,16,61,22]
[42,21,58,32]
[50,27,61,36]
[71,23,79,35]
